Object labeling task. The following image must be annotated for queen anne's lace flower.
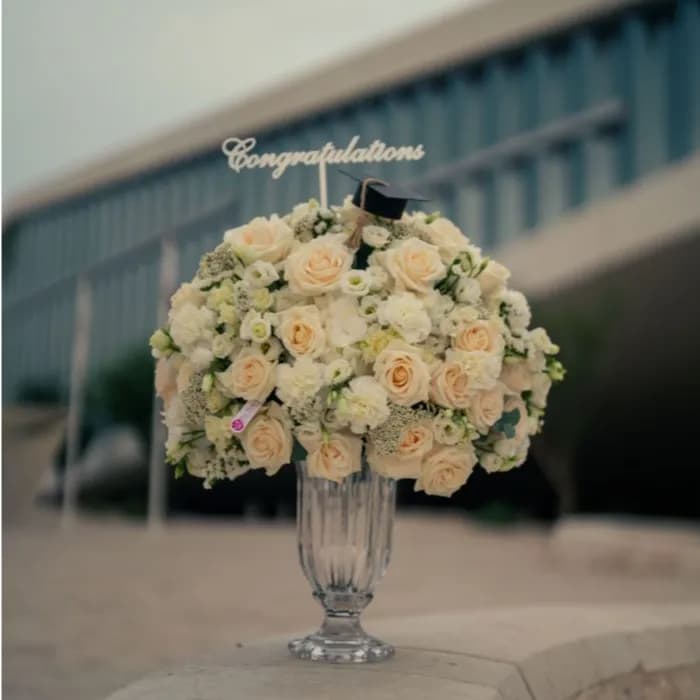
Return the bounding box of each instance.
[152,199,563,496]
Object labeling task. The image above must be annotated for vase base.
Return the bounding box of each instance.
[288,631,394,664]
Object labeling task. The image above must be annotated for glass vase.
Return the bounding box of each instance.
[288,460,396,663]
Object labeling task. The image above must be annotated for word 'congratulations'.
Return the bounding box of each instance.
[222,136,425,179]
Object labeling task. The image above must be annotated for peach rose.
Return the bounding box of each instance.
[454,320,504,355]
[306,433,362,483]
[367,422,433,479]
[415,445,477,497]
[383,238,446,295]
[499,360,534,393]
[242,403,293,475]
[468,385,505,433]
[277,305,326,358]
[374,345,430,406]
[284,234,352,296]
[430,361,471,409]
[217,350,275,402]
[225,215,293,264]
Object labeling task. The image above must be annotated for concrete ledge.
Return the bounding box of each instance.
[105,604,700,699]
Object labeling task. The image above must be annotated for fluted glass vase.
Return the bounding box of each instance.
[288,460,396,663]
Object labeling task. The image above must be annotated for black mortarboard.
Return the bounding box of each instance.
[341,171,429,220]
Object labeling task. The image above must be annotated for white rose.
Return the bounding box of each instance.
[377,292,431,344]
[241,403,293,475]
[243,260,279,288]
[362,225,391,248]
[277,305,326,358]
[212,333,235,359]
[225,215,294,264]
[336,376,390,434]
[382,238,446,295]
[340,269,371,297]
[419,217,470,263]
[478,260,510,298]
[455,277,481,304]
[285,233,352,296]
[276,357,324,409]
[468,385,505,433]
[374,344,431,406]
[415,445,476,497]
[306,432,362,483]
[324,297,367,348]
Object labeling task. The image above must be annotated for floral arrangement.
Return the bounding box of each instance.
[150,197,564,497]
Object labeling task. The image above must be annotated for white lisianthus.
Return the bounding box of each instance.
[362,225,391,248]
[276,357,324,410]
[244,260,279,288]
[324,358,353,386]
[149,329,171,358]
[377,292,431,344]
[359,294,381,322]
[340,269,371,297]
[240,310,275,344]
[324,297,367,348]
[432,413,466,446]
[336,376,390,434]
[454,277,481,304]
[367,265,389,292]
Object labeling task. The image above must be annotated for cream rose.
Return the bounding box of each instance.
[429,361,471,409]
[454,320,504,355]
[217,350,275,402]
[367,422,433,479]
[306,433,362,483]
[284,234,352,296]
[468,385,505,433]
[277,305,326,358]
[382,238,446,295]
[225,215,293,264]
[415,445,477,497]
[499,360,534,393]
[478,260,510,298]
[374,345,430,406]
[242,403,293,475]
[420,217,470,262]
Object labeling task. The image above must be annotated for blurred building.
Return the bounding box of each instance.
[3,0,700,516]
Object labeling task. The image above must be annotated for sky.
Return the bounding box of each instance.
[2,0,486,201]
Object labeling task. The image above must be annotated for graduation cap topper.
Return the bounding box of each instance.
[341,170,429,221]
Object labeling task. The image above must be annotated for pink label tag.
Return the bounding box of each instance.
[230,401,262,433]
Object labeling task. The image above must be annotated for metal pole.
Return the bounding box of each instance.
[318,160,328,209]
[147,235,178,529]
[62,275,92,527]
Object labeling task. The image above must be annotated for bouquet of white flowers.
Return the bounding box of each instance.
[150,196,564,496]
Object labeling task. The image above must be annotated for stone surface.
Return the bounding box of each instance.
[106,605,700,700]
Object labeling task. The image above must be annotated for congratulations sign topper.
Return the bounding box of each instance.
[221,135,425,180]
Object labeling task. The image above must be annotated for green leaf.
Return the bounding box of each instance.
[174,461,186,479]
[493,408,520,439]
[291,440,307,464]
